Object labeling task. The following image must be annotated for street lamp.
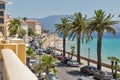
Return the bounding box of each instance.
[88,48,90,66]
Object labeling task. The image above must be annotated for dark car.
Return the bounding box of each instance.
[80,66,98,75]
[61,57,71,64]
[94,70,113,80]
[45,48,53,54]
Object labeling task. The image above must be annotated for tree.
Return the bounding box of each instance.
[26,46,36,67]
[36,55,57,80]
[68,12,87,64]
[55,17,70,57]
[8,18,26,38]
[22,17,27,21]
[28,28,35,36]
[85,9,118,70]
[70,46,75,59]
[107,56,117,76]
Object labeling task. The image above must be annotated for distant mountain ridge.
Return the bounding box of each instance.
[30,15,69,32]
[29,15,120,38]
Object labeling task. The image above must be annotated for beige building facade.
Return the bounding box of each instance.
[0,0,7,37]
[27,20,41,35]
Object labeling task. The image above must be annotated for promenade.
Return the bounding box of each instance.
[55,49,111,72]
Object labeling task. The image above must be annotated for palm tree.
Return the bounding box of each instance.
[113,57,120,79]
[36,55,57,80]
[85,9,118,70]
[70,46,75,59]
[55,17,70,57]
[26,46,35,67]
[68,12,87,64]
[107,56,116,75]
[8,18,26,38]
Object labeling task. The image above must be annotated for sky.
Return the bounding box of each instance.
[6,0,120,19]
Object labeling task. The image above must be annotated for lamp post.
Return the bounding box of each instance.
[88,48,90,66]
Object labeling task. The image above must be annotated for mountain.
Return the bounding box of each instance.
[30,15,69,32]
[30,15,120,38]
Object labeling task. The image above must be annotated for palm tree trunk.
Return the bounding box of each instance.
[26,58,30,68]
[114,61,117,79]
[77,32,81,64]
[71,53,73,59]
[97,32,103,70]
[45,67,49,80]
[111,61,114,76]
[63,35,66,57]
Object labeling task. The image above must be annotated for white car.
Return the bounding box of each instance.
[41,72,59,80]
[29,59,37,66]
[67,59,79,67]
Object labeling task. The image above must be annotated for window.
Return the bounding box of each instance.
[0,11,3,16]
[0,4,5,10]
[0,18,4,23]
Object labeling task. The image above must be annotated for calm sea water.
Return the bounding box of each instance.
[66,38,120,64]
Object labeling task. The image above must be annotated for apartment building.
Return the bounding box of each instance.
[0,0,7,37]
[26,20,41,35]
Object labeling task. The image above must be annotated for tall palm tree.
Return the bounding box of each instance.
[36,55,57,80]
[68,12,87,64]
[85,9,118,70]
[55,17,70,57]
[8,18,26,38]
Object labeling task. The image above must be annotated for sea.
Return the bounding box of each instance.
[59,32,120,64]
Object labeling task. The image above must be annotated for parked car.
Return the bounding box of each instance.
[67,59,79,67]
[49,72,59,80]
[55,55,63,60]
[61,57,71,64]
[52,52,59,58]
[41,72,59,80]
[94,70,113,80]
[29,59,37,66]
[116,78,120,80]
[80,66,98,75]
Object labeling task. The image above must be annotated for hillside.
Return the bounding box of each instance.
[30,15,69,32]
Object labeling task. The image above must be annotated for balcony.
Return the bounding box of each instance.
[1,49,38,80]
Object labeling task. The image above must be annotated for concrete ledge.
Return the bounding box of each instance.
[1,49,37,80]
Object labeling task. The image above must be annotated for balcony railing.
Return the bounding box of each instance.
[1,49,38,80]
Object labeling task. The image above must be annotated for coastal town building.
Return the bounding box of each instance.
[26,20,41,35]
[0,0,7,37]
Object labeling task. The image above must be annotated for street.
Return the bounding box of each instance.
[56,61,95,80]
